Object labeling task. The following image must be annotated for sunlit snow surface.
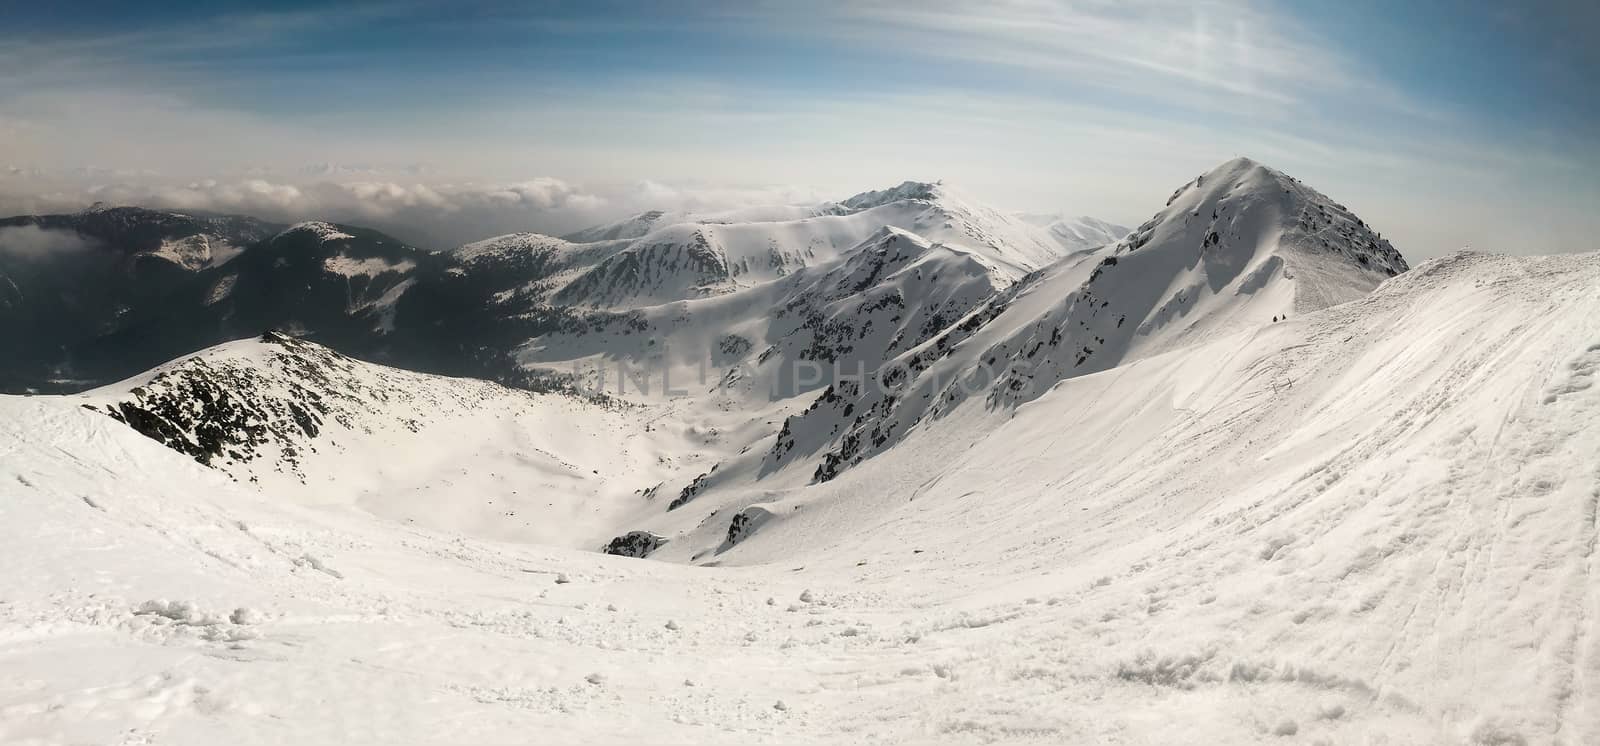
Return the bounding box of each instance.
[2,248,1597,743]
[1,160,1595,744]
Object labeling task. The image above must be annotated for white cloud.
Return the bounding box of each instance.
[63,177,610,247]
[2,2,1596,259]
[0,225,100,260]
[0,173,827,248]
[752,0,1372,113]
[623,181,829,213]
[471,179,607,211]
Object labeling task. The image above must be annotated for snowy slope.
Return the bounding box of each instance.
[345,183,1093,391]
[457,184,1094,406]
[1,184,1111,395]
[493,158,1416,549]
[3,248,1596,744]
[441,231,635,311]
[847,181,1070,277]
[72,331,707,548]
[548,180,1072,309]
[1018,212,1130,252]
[759,157,1411,484]
[560,209,671,243]
[452,231,575,265]
[558,203,846,244]
[517,227,1003,405]
[0,395,838,744]
[8,158,1597,744]
[669,248,1600,744]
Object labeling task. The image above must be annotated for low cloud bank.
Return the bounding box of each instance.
[0,225,101,260]
[0,173,831,249]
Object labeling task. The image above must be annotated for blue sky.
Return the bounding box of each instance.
[2,0,1596,255]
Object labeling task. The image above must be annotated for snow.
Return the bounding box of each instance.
[2,160,1597,744]
[321,254,415,278]
[560,210,670,243]
[364,277,415,332]
[278,221,355,243]
[452,231,573,263]
[559,204,844,245]
[699,157,1413,489]
[839,179,943,209]
[145,234,245,271]
[4,248,1596,743]
[1017,212,1131,252]
[74,333,700,549]
[517,226,1002,406]
[205,273,238,305]
[544,179,1083,310]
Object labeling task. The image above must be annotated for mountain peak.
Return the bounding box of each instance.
[73,203,182,221]
[1216,154,1265,171]
[865,224,925,245]
[840,180,944,210]
[1126,157,1408,280]
[276,221,356,243]
[769,158,1415,484]
[454,231,569,261]
[560,210,671,243]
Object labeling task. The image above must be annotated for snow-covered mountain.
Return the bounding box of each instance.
[73,330,708,548]
[636,157,1411,513]
[405,181,1114,406]
[0,179,1107,395]
[1018,212,1130,251]
[543,181,1066,310]
[0,211,433,392]
[9,156,1600,743]
[557,202,848,244]
[0,205,283,390]
[0,203,278,270]
[14,157,1415,559]
[8,158,1413,504]
[6,234,1597,743]
[513,226,1004,404]
[560,209,671,243]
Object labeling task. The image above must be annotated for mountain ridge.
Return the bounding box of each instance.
[0,177,1122,392]
[622,157,1417,532]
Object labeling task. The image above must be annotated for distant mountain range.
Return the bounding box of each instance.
[4,156,1412,558]
[14,159,1600,744]
[0,180,1129,393]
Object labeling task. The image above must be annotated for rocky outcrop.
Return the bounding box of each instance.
[600,531,668,558]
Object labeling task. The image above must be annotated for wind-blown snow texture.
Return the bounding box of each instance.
[2,159,1595,745]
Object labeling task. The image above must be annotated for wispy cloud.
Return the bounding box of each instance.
[750,0,1370,112]
[2,1,1595,258]
[0,169,840,249]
